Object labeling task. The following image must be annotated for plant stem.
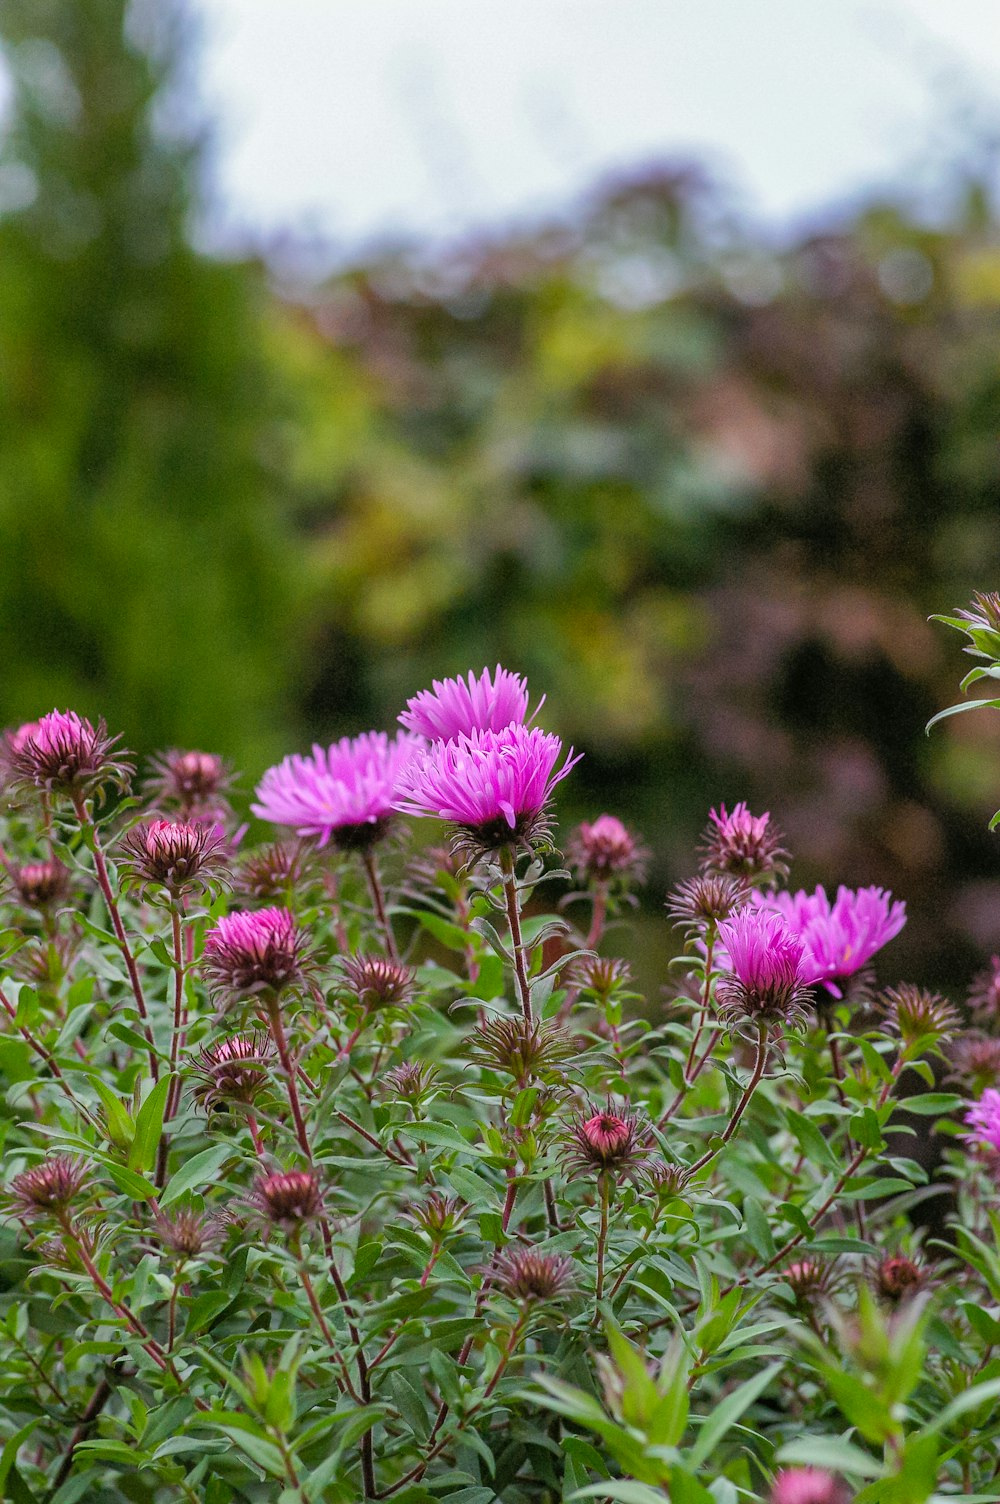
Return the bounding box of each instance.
[500,847,532,1024]
[362,849,399,963]
[594,1170,611,1315]
[0,985,103,1131]
[686,1022,769,1176]
[264,996,313,1163]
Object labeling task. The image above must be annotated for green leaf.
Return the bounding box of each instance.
[896,1093,963,1115]
[128,1074,172,1172]
[687,1362,782,1467]
[778,1436,884,1478]
[786,1108,840,1172]
[571,1486,670,1503]
[743,1196,777,1261]
[160,1143,233,1206]
[926,697,1000,733]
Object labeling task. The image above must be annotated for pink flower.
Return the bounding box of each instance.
[203,907,309,1002]
[399,665,531,742]
[567,814,648,885]
[770,1468,850,1504]
[965,1088,1000,1154]
[7,710,133,800]
[716,907,813,1030]
[755,885,906,997]
[392,723,580,851]
[701,801,788,880]
[252,731,423,849]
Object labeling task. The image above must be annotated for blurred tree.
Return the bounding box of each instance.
[0,0,302,767]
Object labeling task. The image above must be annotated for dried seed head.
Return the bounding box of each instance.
[872,1254,926,1306]
[119,819,231,902]
[203,907,309,1003]
[493,1244,575,1304]
[770,1469,851,1504]
[7,1156,87,1219]
[469,1015,577,1083]
[10,860,72,910]
[562,1102,650,1177]
[146,748,232,818]
[154,1206,222,1259]
[879,984,959,1049]
[8,711,133,803]
[339,955,416,1011]
[192,1032,276,1112]
[408,1193,465,1242]
[700,802,788,882]
[566,814,648,887]
[666,873,749,930]
[234,841,321,903]
[250,1170,323,1229]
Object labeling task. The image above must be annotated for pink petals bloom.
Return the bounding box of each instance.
[203,907,308,1001]
[392,723,580,848]
[399,665,530,741]
[252,731,423,849]
[716,907,814,1030]
[965,1089,1000,1155]
[756,885,906,997]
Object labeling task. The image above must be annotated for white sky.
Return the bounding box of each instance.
[196,1,1000,255]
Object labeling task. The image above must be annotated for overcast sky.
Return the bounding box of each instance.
[196,1,1000,256]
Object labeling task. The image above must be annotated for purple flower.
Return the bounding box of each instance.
[7,710,133,801]
[392,723,580,852]
[252,731,423,850]
[203,907,309,1002]
[716,907,814,1030]
[701,801,788,880]
[755,885,906,997]
[399,665,531,742]
[965,1088,1000,1154]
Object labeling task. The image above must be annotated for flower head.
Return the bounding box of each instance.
[755,885,906,998]
[10,860,71,910]
[872,1254,925,1305]
[493,1244,575,1304]
[383,1061,437,1100]
[948,1033,1000,1094]
[781,1259,834,1304]
[234,840,321,903]
[642,1161,691,1201]
[965,1089,1000,1155]
[250,1170,323,1229]
[339,954,416,1012]
[392,723,581,855]
[770,1469,850,1504]
[667,873,749,931]
[8,711,133,802]
[470,1015,577,1084]
[146,749,232,819]
[562,1102,649,1177]
[192,1032,276,1112]
[968,956,1000,1027]
[253,731,422,850]
[880,984,958,1050]
[957,591,1000,634]
[701,802,788,881]
[409,1192,466,1242]
[566,814,648,887]
[400,665,531,742]
[154,1206,222,1259]
[203,908,309,1003]
[119,819,231,902]
[715,908,814,1031]
[7,1156,87,1219]
[570,956,635,1003]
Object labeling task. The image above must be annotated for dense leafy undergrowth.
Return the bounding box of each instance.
[4,642,1000,1504]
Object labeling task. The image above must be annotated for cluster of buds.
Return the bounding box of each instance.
[146,748,232,822]
[409,1192,466,1244]
[700,801,788,883]
[203,907,310,1005]
[566,814,648,889]
[6,711,133,804]
[119,819,231,904]
[570,956,636,1006]
[949,1033,1000,1095]
[871,1253,926,1306]
[191,1032,276,1113]
[383,1061,437,1102]
[780,1259,836,1306]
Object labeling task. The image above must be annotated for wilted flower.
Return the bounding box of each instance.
[770,1469,850,1504]
[562,1102,649,1177]
[7,1156,87,1219]
[8,710,133,803]
[203,908,309,1003]
[700,802,788,881]
[968,956,1000,1027]
[119,819,231,902]
[566,814,648,887]
[470,1015,577,1083]
[754,886,906,998]
[339,954,416,1011]
[667,873,749,930]
[409,1193,466,1241]
[400,665,531,742]
[879,984,958,1049]
[948,1033,1000,1094]
[253,731,423,850]
[154,1206,222,1259]
[10,859,71,910]
[191,1032,276,1111]
[872,1254,926,1305]
[146,749,232,818]
[493,1244,575,1304]
[715,908,814,1031]
[234,840,321,903]
[393,723,581,855]
[250,1170,323,1229]
[965,1089,1000,1155]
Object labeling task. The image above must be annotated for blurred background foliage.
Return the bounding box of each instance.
[2,0,1000,990]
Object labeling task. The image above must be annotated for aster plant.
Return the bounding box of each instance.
[0,650,999,1503]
